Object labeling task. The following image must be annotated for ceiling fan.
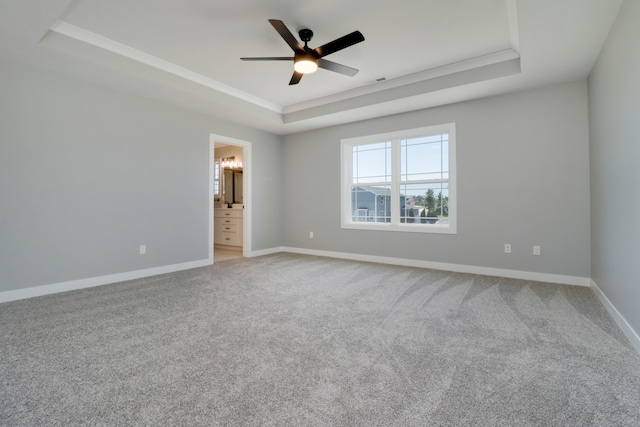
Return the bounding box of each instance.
[241,19,365,85]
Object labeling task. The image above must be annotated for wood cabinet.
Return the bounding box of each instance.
[214,209,243,247]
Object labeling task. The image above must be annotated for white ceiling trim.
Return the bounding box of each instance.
[282,49,520,115]
[47,17,521,123]
[49,20,283,114]
[283,56,520,124]
[506,0,520,53]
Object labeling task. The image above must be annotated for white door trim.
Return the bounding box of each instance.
[209,134,252,261]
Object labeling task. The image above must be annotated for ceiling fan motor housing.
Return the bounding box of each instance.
[299,29,313,44]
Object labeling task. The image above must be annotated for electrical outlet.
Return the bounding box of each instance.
[309,232,314,239]
[533,245,541,256]
[504,243,511,253]
[140,244,146,255]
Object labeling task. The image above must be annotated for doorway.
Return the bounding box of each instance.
[209,134,251,264]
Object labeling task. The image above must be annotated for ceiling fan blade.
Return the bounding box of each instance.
[289,71,303,85]
[240,57,293,61]
[268,19,304,52]
[314,31,364,58]
[317,59,359,77]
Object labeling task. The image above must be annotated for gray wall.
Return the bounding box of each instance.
[589,0,640,334]
[0,58,283,292]
[283,81,591,278]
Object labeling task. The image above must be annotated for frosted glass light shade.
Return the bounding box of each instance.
[294,59,318,74]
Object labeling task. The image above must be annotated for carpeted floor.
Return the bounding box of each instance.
[1,253,639,426]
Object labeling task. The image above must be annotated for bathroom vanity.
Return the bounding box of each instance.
[214,208,243,248]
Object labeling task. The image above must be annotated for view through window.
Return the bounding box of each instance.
[341,123,456,234]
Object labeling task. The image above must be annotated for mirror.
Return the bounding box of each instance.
[223,169,243,204]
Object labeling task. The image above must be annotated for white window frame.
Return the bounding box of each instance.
[213,158,221,199]
[341,123,456,234]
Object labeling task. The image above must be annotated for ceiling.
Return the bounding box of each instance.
[0,0,623,135]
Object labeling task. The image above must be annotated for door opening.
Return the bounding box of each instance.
[209,134,251,263]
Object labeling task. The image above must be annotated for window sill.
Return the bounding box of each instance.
[342,222,456,234]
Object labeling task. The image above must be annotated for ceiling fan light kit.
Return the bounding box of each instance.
[241,19,364,85]
[294,58,318,74]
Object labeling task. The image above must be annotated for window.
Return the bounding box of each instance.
[341,123,456,234]
[213,159,221,198]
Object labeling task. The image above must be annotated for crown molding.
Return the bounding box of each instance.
[283,49,519,115]
[47,20,520,126]
[48,20,283,114]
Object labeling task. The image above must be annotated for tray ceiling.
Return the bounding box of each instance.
[0,0,624,134]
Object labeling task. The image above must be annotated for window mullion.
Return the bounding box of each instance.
[390,139,401,225]
[344,143,354,224]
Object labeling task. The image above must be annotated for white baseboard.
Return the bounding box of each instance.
[248,246,285,257]
[590,279,640,355]
[0,246,590,302]
[280,246,591,286]
[0,258,212,304]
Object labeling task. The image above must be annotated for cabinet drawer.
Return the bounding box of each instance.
[215,209,243,218]
[222,224,236,232]
[221,232,237,245]
[222,218,235,225]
